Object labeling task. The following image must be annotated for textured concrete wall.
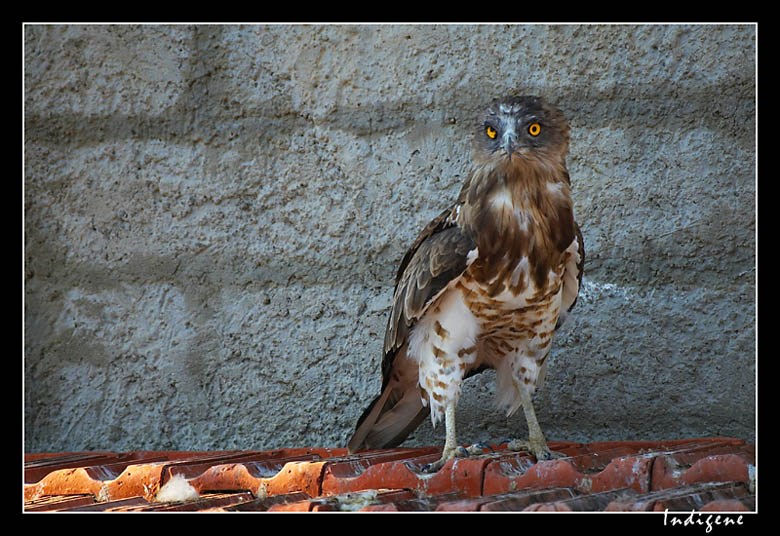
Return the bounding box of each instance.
[24,24,756,453]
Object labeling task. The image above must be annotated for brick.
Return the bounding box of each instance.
[266,489,424,512]
[66,496,153,512]
[651,482,752,512]
[321,447,484,497]
[699,500,752,512]
[652,453,754,491]
[358,491,464,511]
[223,492,312,511]
[526,487,639,511]
[604,481,751,512]
[482,451,655,496]
[152,492,256,512]
[23,460,169,503]
[24,448,350,503]
[475,487,580,511]
[22,437,756,513]
[23,494,96,512]
[523,501,573,511]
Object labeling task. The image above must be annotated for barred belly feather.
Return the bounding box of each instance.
[408,286,479,427]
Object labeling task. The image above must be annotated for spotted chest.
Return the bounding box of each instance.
[461,259,564,382]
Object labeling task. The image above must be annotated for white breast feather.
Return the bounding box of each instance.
[408,286,479,426]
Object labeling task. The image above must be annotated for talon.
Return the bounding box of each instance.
[529,445,567,461]
[498,438,524,450]
[506,439,531,452]
[497,438,566,461]
[422,443,474,473]
[421,457,448,473]
[465,442,494,455]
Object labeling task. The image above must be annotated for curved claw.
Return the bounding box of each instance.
[497,438,566,461]
[421,462,437,473]
[421,442,501,473]
[421,454,453,474]
[421,444,477,473]
[465,442,495,454]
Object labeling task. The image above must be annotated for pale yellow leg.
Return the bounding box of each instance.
[506,396,565,461]
[423,403,468,472]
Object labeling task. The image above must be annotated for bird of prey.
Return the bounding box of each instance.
[347,95,584,472]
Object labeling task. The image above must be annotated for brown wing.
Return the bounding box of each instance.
[556,219,585,329]
[382,207,476,381]
[347,207,476,452]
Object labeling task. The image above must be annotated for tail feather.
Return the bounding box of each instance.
[348,381,428,453]
[365,392,428,450]
[348,389,391,453]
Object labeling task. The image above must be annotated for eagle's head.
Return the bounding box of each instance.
[473,95,570,167]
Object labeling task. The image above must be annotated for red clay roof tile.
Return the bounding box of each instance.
[23,437,756,512]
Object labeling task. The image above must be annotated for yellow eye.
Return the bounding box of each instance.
[528,123,541,136]
[486,125,497,139]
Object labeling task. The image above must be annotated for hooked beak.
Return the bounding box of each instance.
[502,128,518,159]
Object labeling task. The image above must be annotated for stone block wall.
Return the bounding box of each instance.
[24,24,755,452]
